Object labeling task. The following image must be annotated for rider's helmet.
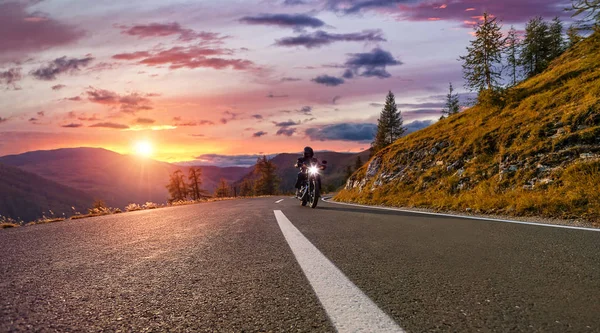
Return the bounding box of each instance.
[303,146,314,159]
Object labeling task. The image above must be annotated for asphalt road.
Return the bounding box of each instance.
[1,197,599,332]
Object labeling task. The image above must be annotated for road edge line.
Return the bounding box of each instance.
[322,198,600,232]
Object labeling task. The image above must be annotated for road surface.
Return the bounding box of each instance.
[1,197,599,332]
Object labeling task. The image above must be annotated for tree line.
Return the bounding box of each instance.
[461,0,599,104]
[166,156,280,202]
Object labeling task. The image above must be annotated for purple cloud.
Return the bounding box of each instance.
[31,56,94,81]
[240,13,325,29]
[275,30,386,48]
[253,131,268,137]
[312,75,345,86]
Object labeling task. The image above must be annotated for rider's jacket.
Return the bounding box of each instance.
[295,157,319,169]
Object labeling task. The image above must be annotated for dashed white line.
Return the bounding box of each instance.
[275,199,284,204]
[273,210,404,333]
[323,198,600,232]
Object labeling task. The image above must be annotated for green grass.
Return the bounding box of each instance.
[337,32,600,225]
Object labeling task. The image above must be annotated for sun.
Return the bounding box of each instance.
[134,140,153,157]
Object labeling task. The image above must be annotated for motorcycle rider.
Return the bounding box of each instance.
[295,146,320,197]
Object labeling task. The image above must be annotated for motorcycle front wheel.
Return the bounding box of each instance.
[309,179,319,208]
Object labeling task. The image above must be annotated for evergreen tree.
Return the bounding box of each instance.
[460,12,504,92]
[548,17,565,60]
[371,91,405,154]
[520,17,551,78]
[166,170,188,202]
[354,156,363,170]
[187,167,205,200]
[254,156,279,195]
[567,25,583,48]
[570,0,600,30]
[239,179,254,197]
[215,179,230,198]
[441,82,460,117]
[344,165,353,180]
[505,26,521,86]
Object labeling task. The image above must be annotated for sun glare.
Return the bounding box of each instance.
[134,141,153,157]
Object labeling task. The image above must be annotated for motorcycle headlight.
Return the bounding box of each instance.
[308,166,319,175]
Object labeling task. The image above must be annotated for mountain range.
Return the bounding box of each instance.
[0,147,365,221]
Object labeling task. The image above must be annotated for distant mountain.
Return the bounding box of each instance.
[0,148,250,208]
[0,163,94,222]
[238,150,371,193]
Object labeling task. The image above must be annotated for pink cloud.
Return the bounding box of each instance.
[118,22,227,43]
[113,46,255,71]
[86,87,153,114]
[0,1,84,61]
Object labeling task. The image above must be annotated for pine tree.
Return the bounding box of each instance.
[344,165,353,180]
[371,91,405,154]
[520,17,551,78]
[215,179,230,198]
[548,17,565,60]
[254,156,279,195]
[239,179,254,197]
[567,25,583,47]
[441,82,460,117]
[188,167,205,200]
[505,26,520,86]
[166,170,188,202]
[354,156,363,170]
[570,0,600,30]
[460,12,504,92]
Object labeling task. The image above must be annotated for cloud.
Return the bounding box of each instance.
[399,0,570,25]
[305,123,376,142]
[191,154,274,167]
[267,93,289,98]
[134,117,155,124]
[325,0,569,24]
[344,48,402,78]
[31,56,94,81]
[283,0,308,5]
[37,111,45,117]
[0,117,8,124]
[312,75,345,86]
[86,87,153,114]
[51,84,66,91]
[220,110,239,124]
[0,67,22,88]
[0,1,84,59]
[112,46,254,71]
[61,123,83,128]
[89,122,130,129]
[299,106,313,115]
[274,120,300,127]
[281,77,302,82]
[253,131,268,137]
[251,114,263,120]
[326,0,415,14]
[404,119,434,133]
[118,22,226,43]
[275,29,386,48]
[240,13,325,29]
[332,95,342,104]
[276,127,297,136]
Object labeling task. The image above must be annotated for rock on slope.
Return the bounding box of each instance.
[337,32,600,223]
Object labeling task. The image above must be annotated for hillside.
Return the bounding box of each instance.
[337,32,600,223]
[0,148,249,208]
[0,163,94,222]
[238,150,371,193]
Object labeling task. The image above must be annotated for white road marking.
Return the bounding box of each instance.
[273,210,405,333]
[322,198,600,232]
[275,199,284,204]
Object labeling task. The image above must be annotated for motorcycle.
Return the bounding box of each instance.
[297,160,327,208]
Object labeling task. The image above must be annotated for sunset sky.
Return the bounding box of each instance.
[0,0,571,164]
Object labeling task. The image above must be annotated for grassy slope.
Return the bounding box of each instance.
[336,32,600,223]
